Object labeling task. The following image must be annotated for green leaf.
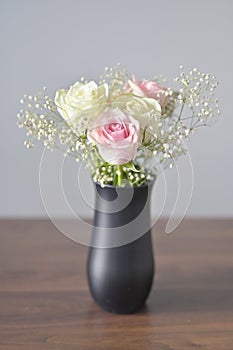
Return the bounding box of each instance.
[123,161,141,172]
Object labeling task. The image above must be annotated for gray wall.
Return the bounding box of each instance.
[1,0,233,218]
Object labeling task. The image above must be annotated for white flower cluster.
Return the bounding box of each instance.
[17,65,220,187]
[175,66,220,127]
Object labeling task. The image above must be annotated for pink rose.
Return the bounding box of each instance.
[126,75,169,111]
[88,108,141,165]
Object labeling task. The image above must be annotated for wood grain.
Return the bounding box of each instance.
[0,219,232,350]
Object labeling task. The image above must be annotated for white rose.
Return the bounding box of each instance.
[111,94,161,130]
[55,81,108,126]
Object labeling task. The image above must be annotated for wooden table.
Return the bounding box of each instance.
[0,219,232,350]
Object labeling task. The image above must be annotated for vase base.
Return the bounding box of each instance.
[91,296,150,315]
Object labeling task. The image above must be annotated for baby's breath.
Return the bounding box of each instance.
[99,63,129,98]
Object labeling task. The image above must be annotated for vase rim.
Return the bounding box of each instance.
[94,180,155,189]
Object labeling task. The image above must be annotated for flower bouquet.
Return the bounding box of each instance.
[18,65,220,314]
[17,64,220,187]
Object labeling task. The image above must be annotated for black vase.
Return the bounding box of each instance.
[87,182,155,314]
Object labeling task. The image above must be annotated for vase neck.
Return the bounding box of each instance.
[95,183,153,221]
[91,183,154,248]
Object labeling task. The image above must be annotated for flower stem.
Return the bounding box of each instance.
[178,87,187,121]
[117,165,122,187]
